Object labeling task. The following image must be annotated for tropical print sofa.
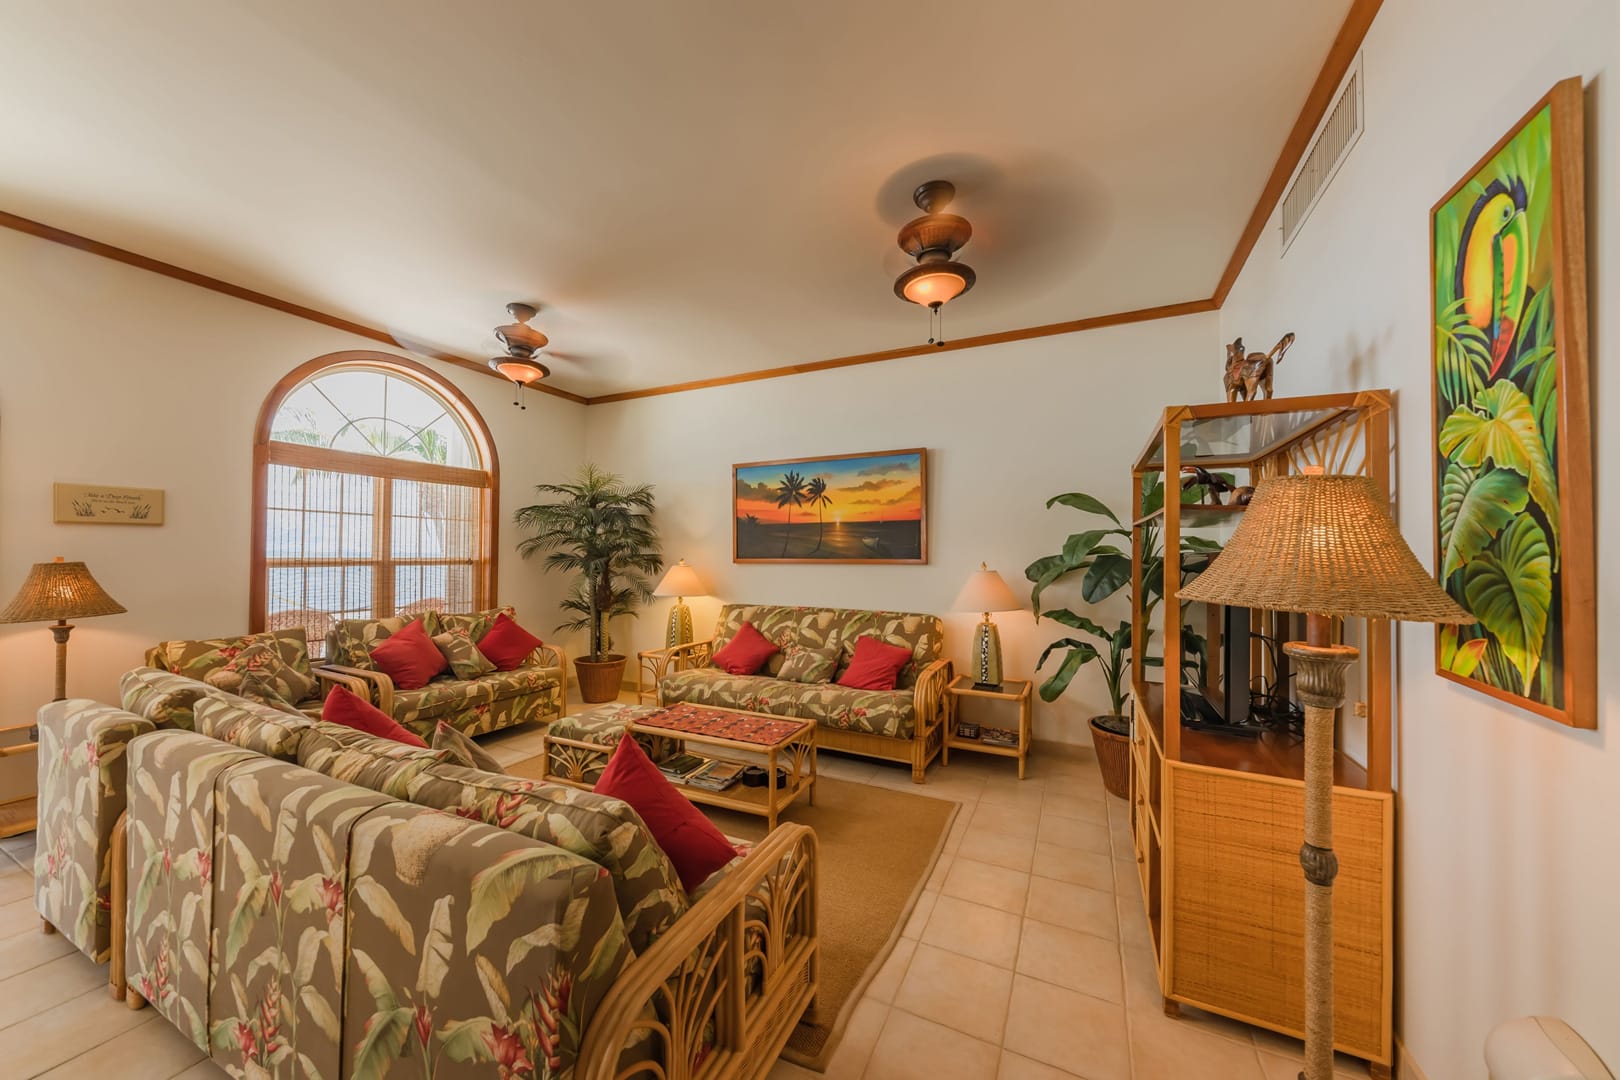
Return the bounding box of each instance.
[321,607,568,738]
[35,687,817,1080]
[139,628,370,724]
[644,603,952,782]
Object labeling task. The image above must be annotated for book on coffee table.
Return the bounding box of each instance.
[684,760,746,792]
[658,752,709,780]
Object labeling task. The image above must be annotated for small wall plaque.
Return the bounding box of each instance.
[53,483,165,525]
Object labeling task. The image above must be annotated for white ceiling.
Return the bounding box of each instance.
[0,1,1351,398]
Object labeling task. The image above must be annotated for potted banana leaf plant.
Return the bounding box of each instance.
[1025,476,1221,796]
[515,465,662,703]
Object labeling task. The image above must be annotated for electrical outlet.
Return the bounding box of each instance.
[1353,701,1368,717]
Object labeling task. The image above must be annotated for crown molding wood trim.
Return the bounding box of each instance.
[0,0,1380,408]
[584,297,1220,404]
[1210,0,1383,306]
[0,209,589,406]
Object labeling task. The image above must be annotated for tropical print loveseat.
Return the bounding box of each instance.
[644,603,951,782]
[321,607,568,738]
[35,685,818,1080]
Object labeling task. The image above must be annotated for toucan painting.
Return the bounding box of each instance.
[1430,81,1591,727]
[1454,176,1531,378]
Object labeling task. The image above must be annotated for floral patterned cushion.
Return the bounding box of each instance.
[405,763,690,954]
[207,756,391,1075]
[659,668,915,739]
[777,643,839,684]
[658,668,802,717]
[432,627,497,679]
[433,605,516,643]
[430,720,505,772]
[201,640,319,707]
[119,667,219,731]
[34,700,156,963]
[193,694,317,760]
[326,614,437,671]
[393,666,562,727]
[123,732,263,1045]
[781,683,915,739]
[709,605,941,689]
[337,803,632,1079]
[295,721,454,798]
[154,629,313,683]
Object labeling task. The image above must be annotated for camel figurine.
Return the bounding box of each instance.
[1223,332,1295,402]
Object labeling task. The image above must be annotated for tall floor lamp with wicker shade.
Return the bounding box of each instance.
[1178,476,1470,1080]
[0,557,127,701]
[0,557,126,839]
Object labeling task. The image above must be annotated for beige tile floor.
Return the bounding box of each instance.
[0,702,1374,1080]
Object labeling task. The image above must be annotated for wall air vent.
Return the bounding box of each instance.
[1280,52,1364,254]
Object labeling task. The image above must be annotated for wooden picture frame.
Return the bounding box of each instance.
[1429,78,1594,728]
[52,482,165,525]
[733,448,927,564]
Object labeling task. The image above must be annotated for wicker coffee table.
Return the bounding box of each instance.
[542,702,817,830]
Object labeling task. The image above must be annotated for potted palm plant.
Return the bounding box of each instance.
[515,465,662,703]
[1025,477,1220,797]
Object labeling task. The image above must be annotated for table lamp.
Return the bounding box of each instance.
[952,563,1022,691]
[0,557,127,701]
[1179,475,1470,1080]
[652,559,708,647]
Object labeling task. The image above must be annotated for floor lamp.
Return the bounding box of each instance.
[0,557,127,701]
[1179,476,1469,1080]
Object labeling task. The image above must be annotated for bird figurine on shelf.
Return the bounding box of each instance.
[1181,466,1236,506]
[1455,177,1531,377]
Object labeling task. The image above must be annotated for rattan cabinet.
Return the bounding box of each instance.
[1128,393,1394,1078]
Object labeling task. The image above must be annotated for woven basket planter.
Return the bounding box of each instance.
[1089,714,1131,799]
[574,655,628,704]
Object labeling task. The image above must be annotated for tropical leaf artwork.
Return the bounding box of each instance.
[1431,99,1572,710]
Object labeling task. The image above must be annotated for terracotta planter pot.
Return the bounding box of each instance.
[574,655,628,704]
[1089,714,1132,799]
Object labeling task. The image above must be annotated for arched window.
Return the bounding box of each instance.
[251,351,498,650]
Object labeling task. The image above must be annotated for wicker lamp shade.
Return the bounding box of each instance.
[0,558,126,623]
[1178,475,1471,624]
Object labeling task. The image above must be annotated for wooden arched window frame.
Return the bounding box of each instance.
[250,351,500,647]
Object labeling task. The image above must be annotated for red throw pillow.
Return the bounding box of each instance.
[477,612,545,672]
[594,736,737,893]
[710,621,779,675]
[836,635,914,691]
[321,685,428,747]
[368,617,447,690]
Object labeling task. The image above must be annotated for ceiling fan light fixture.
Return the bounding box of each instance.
[895,261,975,308]
[490,301,551,409]
[488,356,550,385]
[892,179,976,340]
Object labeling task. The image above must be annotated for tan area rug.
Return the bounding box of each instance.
[704,777,956,1070]
[509,756,955,1071]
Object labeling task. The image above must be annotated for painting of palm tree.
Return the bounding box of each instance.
[774,471,808,557]
[805,475,833,552]
[733,449,926,563]
[1429,79,1592,728]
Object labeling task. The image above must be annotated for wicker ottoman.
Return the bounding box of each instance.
[540,702,674,787]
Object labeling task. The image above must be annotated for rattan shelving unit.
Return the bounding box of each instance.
[1128,392,1394,1079]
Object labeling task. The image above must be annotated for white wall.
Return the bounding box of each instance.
[1217,0,1618,1073]
[0,226,586,724]
[585,313,1219,744]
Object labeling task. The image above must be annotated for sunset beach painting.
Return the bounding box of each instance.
[734,448,927,563]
